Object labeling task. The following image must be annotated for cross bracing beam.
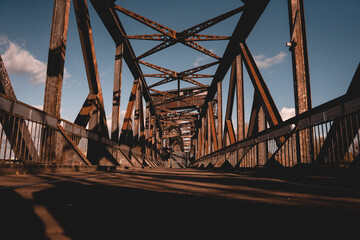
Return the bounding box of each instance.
[126,34,230,42]
[114,4,242,60]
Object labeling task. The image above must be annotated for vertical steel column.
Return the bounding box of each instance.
[111,43,123,141]
[288,0,313,164]
[197,128,202,159]
[145,102,150,155]
[201,117,206,157]
[44,0,70,117]
[217,82,223,149]
[133,83,140,149]
[156,125,160,160]
[207,107,211,154]
[43,0,70,164]
[235,54,245,164]
[208,102,218,151]
[152,118,157,160]
[257,105,267,166]
[139,92,145,154]
[149,114,154,159]
[236,54,245,142]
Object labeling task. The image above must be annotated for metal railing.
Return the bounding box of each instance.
[192,94,360,168]
[0,94,160,168]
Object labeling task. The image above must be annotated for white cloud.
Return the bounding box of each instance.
[0,35,69,85]
[280,107,295,121]
[254,51,287,69]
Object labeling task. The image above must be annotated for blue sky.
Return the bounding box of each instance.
[0,0,359,128]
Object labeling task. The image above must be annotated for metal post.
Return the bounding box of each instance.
[43,0,70,164]
[235,54,245,164]
[111,43,123,141]
[217,82,222,149]
[44,0,70,117]
[145,102,150,155]
[207,106,211,154]
[134,83,140,149]
[257,105,267,166]
[288,0,313,164]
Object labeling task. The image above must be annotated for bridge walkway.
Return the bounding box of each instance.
[1,168,360,239]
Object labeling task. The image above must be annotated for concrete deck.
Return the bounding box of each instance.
[1,168,360,239]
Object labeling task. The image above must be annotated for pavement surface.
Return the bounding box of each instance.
[1,168,360,239]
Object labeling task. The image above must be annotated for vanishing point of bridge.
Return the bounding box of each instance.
[0,0,360,238]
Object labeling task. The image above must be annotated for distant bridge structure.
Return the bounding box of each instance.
[0,0,359,171]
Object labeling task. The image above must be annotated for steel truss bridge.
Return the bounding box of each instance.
[1,0,360,238]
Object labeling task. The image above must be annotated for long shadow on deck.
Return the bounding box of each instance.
[1,169,360,239]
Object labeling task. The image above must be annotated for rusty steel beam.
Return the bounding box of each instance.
[247,92,261,138]
[136,39,176,60]
[74,0,102,96]
[207,107,211,153]
[182,78,208,88]
[127,34,230,42]
[179,61,219,78]
[180,6,244,39]
[217,81,223,149]
[208,102,218,151]
[119,78,139,145]
[186,74,213,78]
[42,0,70,165]
[200,0,269,119]
[147,62,217,88]
[143,74,170,78]
[222,58,238,146]
[288,0,313,164]
[235,54,245,142]
[126,34,168,41]
[133,83,141,149]
[239,42,282,128]
[114,5,177,39]
[226,119,236,145]
[288,0,312,116]
[73,0,109,138]
[201,117,206,157]
[145,102,150,155]
[148,78,174,88]
[44,0,70,117]
[114,5,227,61]
[111,43,123,141]
[185,34,231,41]
[257,105,267,165]
[139,60,177,77]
